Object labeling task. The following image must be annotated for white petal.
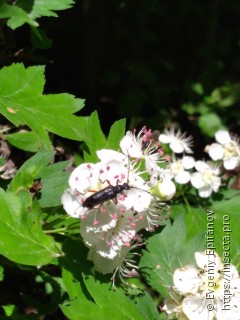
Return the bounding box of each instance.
[195,251,222,271]
[120,135,142,158]
[117,174,152,211]
[173,266,202,294]
[97,149,127,163]
[97,159,129,184]
[231,278,240,293]
[169,140,184,153]
[68,162,100,192]
[198,186,213,198]
[145,157,161,175]
[215,130,231,145]
[182,295,214,320]
[95,240,120,259]
[191,173,205,189]
[229,265,240,280]
[223,157,239,170]
[194,160,210,172]
[118,187,152,212]
[175,171,191,184]
[207,143,224,161]
[182,156,195,169]
[61,189,86,218]
[80,204,118,235]
[159,133,172,144]
[215,294,240,320]
[210,177,221,192]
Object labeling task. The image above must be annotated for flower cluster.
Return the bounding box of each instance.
[162,251,240,320]
[62,127,173,281]
[159,128,222,197]
[159,128,240,198]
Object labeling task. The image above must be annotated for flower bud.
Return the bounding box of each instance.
[151,179,176,201]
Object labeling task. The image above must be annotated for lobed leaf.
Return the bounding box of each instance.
[60,239,145,320]
[0,64,86,149]
[0,188,60,265]
[0,0,75,29]
[140,215,205,297]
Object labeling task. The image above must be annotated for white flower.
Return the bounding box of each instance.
[61,159,152,218]
[80,205,146,259]
[167,156,195,184]
[191,161,221,197]
[62,144,172,281]
[163,251,240,320]
[120,127,165,175]
[205,130,240,170]
[159,128,193,154]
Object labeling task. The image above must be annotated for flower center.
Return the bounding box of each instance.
[201,271,223,297]
[202,170,215,184]
[224,141,239,157]
[171,161,183,174]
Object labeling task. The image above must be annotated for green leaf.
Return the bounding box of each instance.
[8,151,69,208]
[106,118,126,150]
[0,2,36,29]
[60,239,145,320]
[2,304,15,316]
[82,276,146,320]
[0,188,60,265]
[36,161,70,208]
[19,0,75,19]
[198,112,223,137]
[207,84,240,107]
[140,215,205,297]
[0,64,86,149]
[0,0,75,29]
[7,131,42,152]
[84,111,106,161]
[132,291,162,320]
[9,151,55,193]
[61,281,146,320]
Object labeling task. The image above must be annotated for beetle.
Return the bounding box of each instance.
[82,182,130,209]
